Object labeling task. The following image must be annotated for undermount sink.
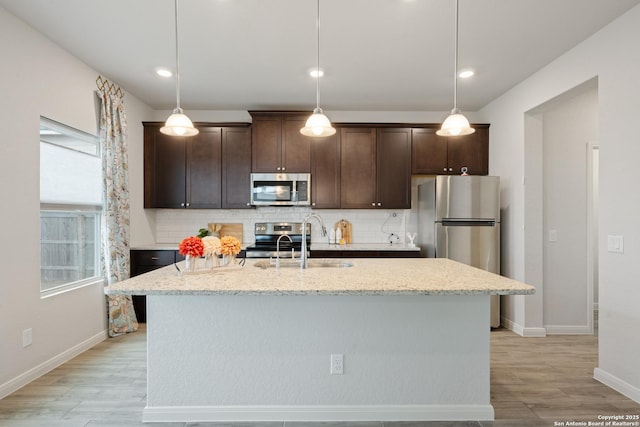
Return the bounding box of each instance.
[253,259,354,269]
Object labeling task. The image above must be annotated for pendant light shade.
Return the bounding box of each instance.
[301,107,336,137]
[161,0,198,137]
[161,108,199,137]
[438,108,475,136]
[437,0,474,137]
[301,0,335,138]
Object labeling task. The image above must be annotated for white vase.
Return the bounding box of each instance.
[222,254,236,266]
[184,255,197,272]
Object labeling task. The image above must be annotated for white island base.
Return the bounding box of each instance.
[143,293,494,422]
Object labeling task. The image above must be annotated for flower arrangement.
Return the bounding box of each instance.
[178,236,204,257]
[201,236,221,257]
[220,235,242,255]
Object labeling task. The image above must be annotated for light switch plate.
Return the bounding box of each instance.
[607,235,624,253]
[549,229,557,242]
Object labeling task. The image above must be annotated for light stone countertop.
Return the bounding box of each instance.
[311,243,420,251]
[105,258,535,297]
[130,243,419,251]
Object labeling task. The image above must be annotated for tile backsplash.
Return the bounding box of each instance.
[154,207,410,245]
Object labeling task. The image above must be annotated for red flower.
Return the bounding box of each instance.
[178,236,204,257]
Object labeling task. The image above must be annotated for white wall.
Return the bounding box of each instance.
[480,5,640,401]
[0,7,153,397]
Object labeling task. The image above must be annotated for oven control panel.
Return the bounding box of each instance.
[254,222,310,235]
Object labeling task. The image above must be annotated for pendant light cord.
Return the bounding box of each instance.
[453,0,459,111]
[315,0,321,110]
[174,0,181,111]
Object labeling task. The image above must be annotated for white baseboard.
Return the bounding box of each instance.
[501,317,546,337]
[143,404,495,422]
[594,368,640,404]
[0,329,107,399]
[545,325,593,335]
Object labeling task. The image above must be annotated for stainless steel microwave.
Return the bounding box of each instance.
[250,173,311,206]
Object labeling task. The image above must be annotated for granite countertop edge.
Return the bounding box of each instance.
[106,258,535,297]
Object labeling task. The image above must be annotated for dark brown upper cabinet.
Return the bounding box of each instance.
[249,111,311,173]
[144,123,251,209]
[412,125,489,175]
[221,127,252,208]
[376,128,412,209]
[340,127,411,209]
[310,132,341,209]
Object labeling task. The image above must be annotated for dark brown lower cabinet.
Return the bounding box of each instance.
[130,250,185,322]
[310,250,420,258]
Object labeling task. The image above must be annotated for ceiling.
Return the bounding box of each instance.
[1,0,639,112]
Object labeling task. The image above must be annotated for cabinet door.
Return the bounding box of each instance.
[310,133,341,208]
[411,128,448,174]
[377,128,411,209]
[251,116,282,172]
[144,124,187,208]
[447,127,489,175]
[282,116,311,172]
[222,127,252,208]
[340,128,376,208]
[187,127,222,209]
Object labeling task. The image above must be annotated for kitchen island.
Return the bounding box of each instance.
[105,258,534,423]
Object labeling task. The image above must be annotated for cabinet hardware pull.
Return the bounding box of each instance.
[377,203,381,206]
[443,168,447,172]
[150,257,159,260]
[371,203,376,206]
[180,203,185,207]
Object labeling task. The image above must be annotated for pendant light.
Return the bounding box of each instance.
[161,0,199,137]
[300,0,336,137]
[437,0,475,137]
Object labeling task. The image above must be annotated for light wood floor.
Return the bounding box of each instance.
[1,324,639,427]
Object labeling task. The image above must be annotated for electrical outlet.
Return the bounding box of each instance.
[23,328,33,347]
[330,354,344,375]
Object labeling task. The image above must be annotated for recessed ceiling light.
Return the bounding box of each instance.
[458,69,475,79]
[309,69,324,78]
[155,68,173,78]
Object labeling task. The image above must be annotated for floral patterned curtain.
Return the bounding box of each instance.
[98,89,138,337]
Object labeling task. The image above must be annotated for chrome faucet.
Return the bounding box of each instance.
[275,234,293,268]
[301,213,327,269]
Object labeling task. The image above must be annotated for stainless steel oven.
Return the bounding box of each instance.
[244,222,311,258]
[250,173,311,206]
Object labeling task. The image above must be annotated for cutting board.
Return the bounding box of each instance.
[207,223,243,243]
[334,219,352,244]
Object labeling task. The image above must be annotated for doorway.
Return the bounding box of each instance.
[524,78,599,335]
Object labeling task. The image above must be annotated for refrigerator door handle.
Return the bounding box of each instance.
[440,220,496,227]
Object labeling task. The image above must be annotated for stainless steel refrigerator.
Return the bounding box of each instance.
[417,175,501,327]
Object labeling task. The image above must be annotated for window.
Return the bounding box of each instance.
[40,117,103,295]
